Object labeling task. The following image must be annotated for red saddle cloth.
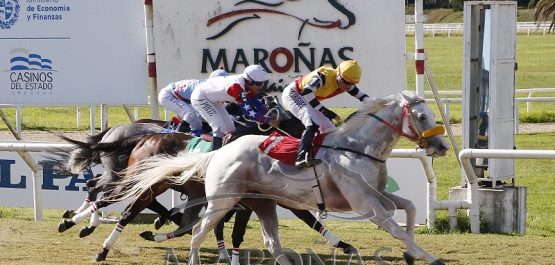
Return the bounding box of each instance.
[258,131,326,165]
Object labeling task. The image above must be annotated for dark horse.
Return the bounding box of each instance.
[50,123,172,238]
[54,94,297,236]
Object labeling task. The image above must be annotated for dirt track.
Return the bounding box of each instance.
[1,123,554,142]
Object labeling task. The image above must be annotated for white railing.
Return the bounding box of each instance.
[458,148,555,234]
[406,22,553,37]
[423,88,555,134]
[2,89,554,137]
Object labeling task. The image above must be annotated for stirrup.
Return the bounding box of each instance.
[295,153,322,169]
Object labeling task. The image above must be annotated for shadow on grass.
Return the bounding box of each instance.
[417,211,522,236]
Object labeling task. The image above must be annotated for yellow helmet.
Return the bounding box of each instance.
[337,60,361,84]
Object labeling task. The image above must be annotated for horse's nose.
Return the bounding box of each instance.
[438,143,449,155]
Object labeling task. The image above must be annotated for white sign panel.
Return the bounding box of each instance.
[0,151,426,224]
[0,0,147,105]
[152,0,407,107]
[0,151,172,213]
[275,158,427,224]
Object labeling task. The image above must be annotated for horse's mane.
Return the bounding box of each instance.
[327,94,398,138]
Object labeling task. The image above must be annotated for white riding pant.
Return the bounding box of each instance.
[190,89,235,138]
[281,83,334,133]
[158,85,203,131]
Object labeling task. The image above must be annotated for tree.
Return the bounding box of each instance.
[530,0,555,32]
[451,0,464,12]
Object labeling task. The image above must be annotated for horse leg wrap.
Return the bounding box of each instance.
[231,248,240,265]
[217,240,230,260]
[89,208,100,227]
[103,223,124,250]
[318,227,340,247]
[72,203,97,224]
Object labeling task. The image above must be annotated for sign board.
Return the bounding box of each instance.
[152,0,407,107]
[274,158,427,224]
[0,151,172,213]
[0,0,147,105]
[0,151,426,224]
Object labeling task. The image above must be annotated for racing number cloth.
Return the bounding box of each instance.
[259,131,325,165]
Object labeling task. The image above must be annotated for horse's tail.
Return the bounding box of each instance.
[59,135,98,174]
[86,127,111,146]
[91,134,148,158]
[109,151,216,203]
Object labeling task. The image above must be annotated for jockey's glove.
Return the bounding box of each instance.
[321,107,339,121]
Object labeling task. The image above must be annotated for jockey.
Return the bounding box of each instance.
[157,69,229,136]
[282,60,371,169]
[191,65,280,151]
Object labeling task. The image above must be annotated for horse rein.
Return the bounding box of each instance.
[315,99,445,163]
[241,107,292,137]
[314,144,386,163]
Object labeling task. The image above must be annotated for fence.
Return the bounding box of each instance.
[1,88,554,138]
[406,22,553,37]
[425,88,555,134]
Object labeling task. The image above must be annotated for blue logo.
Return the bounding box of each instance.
[10,48,53,70]
[0,0,20,29]
[8,48,56,92]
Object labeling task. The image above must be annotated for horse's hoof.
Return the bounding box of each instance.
[94,248,109,262]
[343,246,358,254]
[430,259,446,265]
[154,217,164,230]
[403,252,415,265]
[62,209,75,219]
[79,226,96,238]
[94,253,106,262]
[139,231,155,241]
[58,219,75,233]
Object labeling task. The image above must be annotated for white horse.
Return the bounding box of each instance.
[119,90,448,265]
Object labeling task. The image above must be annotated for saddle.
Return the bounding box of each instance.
[259,131,325,165]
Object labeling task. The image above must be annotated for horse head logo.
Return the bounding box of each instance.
[206,0,356,45]
[0,0,20,29]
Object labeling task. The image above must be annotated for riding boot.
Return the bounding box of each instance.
[212,136,223,151]
[295,125,322,169]
[176,120,190,133]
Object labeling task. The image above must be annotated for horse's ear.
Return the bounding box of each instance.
[400,90,415,103]
[400,90,423,105]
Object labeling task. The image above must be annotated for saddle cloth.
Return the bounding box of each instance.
[258,131,325,165]
[185,137,213,153]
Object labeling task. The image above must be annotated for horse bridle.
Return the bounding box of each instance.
[369,99,445,149]
[316,98,445,163]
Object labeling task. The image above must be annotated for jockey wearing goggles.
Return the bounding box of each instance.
[158,69,229,136]
[191,65,280,151]
[282,60,371,169]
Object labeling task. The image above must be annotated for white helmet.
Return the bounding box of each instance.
[209,69,229,78]
[242,65,269,82]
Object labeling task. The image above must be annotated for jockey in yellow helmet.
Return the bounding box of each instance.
[282,60,371,169]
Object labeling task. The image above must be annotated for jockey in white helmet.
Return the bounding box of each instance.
[191,65,280,151]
